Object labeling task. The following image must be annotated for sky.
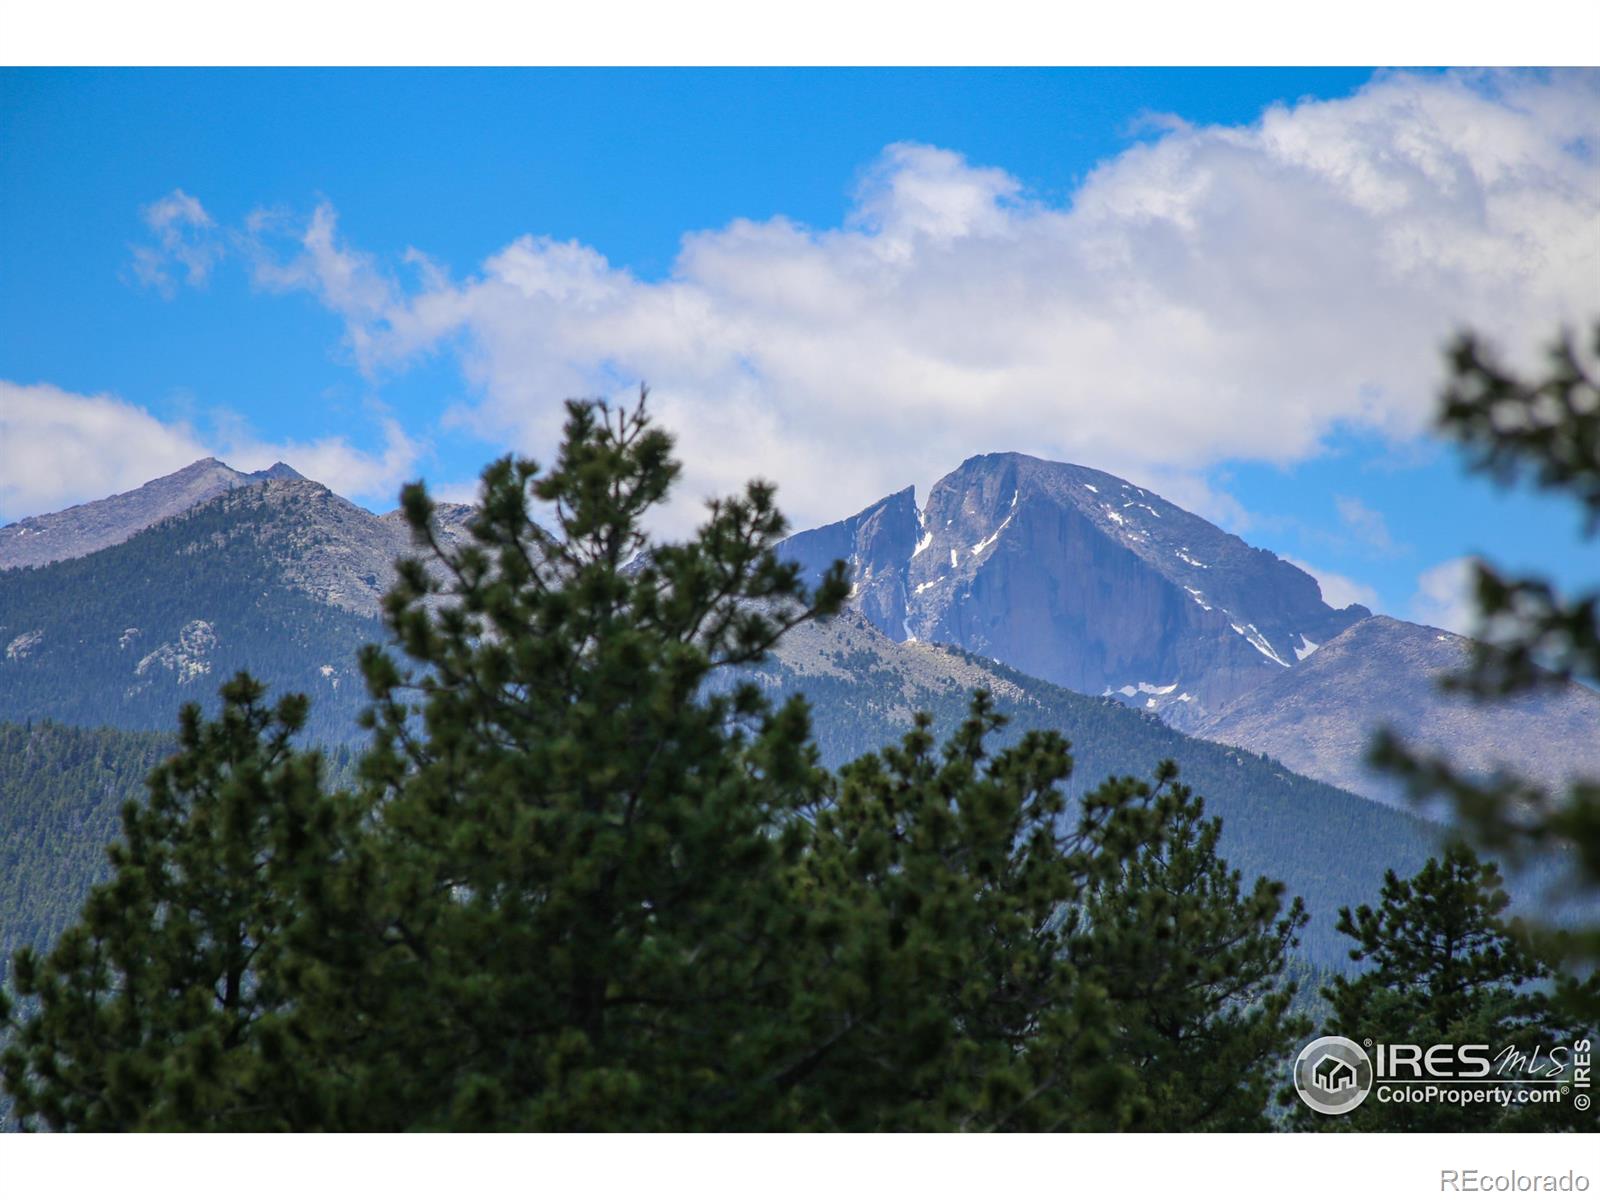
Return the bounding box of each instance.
[1,67,1597,633]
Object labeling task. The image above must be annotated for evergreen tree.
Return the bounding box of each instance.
[2,392,1309,1131]
[1066,772,1309,1131]
[1303,845,1583,1132]
[776,700,1178,1131]
[293,394,855,1130]
[1373,323,1600,970]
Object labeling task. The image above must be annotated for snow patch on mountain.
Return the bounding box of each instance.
[1231,622,1291,668]
[971,513,1014,555]
[1116,681,1180,698]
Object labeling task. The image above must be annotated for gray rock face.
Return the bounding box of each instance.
[188,478,477,619]
[0,458,304,571]
[0,457,476,616]
[782,452,1368,727]
[1194,615,1600,807]
[780,487,920,638]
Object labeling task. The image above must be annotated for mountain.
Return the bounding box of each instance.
[0,460,1583,975]
[0,473,473,743]
[781,452,1600,811]
[0,458,304,571]
[739,611,1591,964]
[1195,615,1600,806]
[781,452,1369,729]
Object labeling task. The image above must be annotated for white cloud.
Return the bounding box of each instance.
[128,189,224,297]
[0,380,421,522]
[1334,495,1403,557]
[1410,556,1481,635]
[223,415,422,505]
[153,70,1600,535]
[0,381,212,518]
[1283,556,1381,612]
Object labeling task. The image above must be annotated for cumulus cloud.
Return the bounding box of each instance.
[1283,556,1382,612]
[128,189,225,297]
[1410,556,1481,635]
[225,416,422,504]
[0,381,212,518]
[157,70,1600,533]
[0,380,421,522]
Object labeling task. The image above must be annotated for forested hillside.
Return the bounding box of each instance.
[0,722,360,995]
[753,614,1454,964]
[0,723,173,991]
[0,489,387,744]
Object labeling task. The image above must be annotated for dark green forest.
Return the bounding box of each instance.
[0,722,173,989]
[0,489,385,745]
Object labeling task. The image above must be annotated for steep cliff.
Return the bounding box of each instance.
[782,452,1368,728]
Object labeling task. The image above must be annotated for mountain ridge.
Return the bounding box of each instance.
[1195,614,1600,805]
[7,450,1596,815]
[0,457,305,571]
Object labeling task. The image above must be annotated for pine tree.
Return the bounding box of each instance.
[1372,323,1600,972]
[0,677,343,1130]
[1066,770,1310,1131]
[1304,845,1583,1132]
[776,699,1179,1131]
[284,393,854,1129]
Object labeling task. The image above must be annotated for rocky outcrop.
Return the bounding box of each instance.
[779,487,920,638]
[134,618,219,685]
[1194,615,1600,807]
[0,458,303,571]
[782,453,1368,728]
[181,478,477,619]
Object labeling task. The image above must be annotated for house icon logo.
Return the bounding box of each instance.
[1313,1054,1357,1093]
[1293,1036,1373,1115]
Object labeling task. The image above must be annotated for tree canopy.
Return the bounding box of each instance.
[1,394,1310,1131]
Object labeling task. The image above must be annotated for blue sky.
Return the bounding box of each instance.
[2,67,1596,630]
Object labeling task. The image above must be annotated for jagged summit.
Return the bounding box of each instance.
[0,457,308,571]
[252,461,304,481]
[782,452,1369,728]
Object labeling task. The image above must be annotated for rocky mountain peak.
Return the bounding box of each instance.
[251,461,304,481]
[191,477,477,618]
[783,452,1369,728]
[0,457,268,571]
